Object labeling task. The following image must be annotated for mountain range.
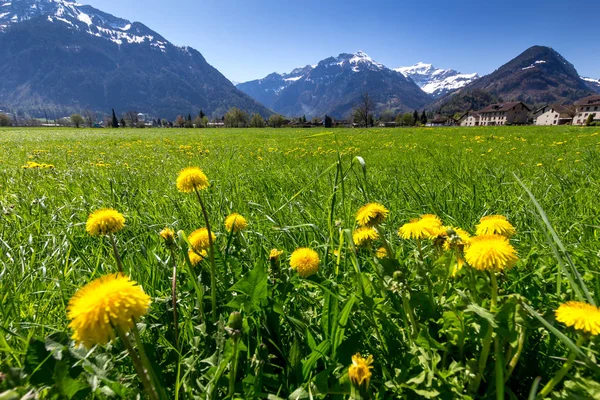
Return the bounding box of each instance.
[0,0,598,121]
[393,62,479,98]
[237,51,431,119]
[0,0,270,119]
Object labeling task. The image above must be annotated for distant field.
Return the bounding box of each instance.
[1,126,600,398]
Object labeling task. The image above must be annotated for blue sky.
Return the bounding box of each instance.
[85,0,599,83]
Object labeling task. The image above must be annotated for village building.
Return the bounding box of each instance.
[478,102,530,126]
[531,105,552,124]
[427,115,457,127]
[534,105,575,126]
[572,95,600,125]
[458,111,480,126]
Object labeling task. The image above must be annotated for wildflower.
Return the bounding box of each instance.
[269,249,284,262]
[290,248,320,278]
[188,250,206,266]
[86,208,125,236]
[352,227,379,247]
[188,228,215,252]
[475,215,516,237]
[355,203,389,227]
[176,167,209,193]
[67,273,151,348]
[348,353,374,388]
[159,227,176,247]
[398,214,443,240]
[465,234,518,272]
[375,247,387,259]
[443,227,471,251]
[555,301,600,335]
[224,213,248,233]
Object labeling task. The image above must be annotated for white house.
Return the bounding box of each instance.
[478,102,530,126]
[534,105,575,126]
[458,111,480,126]
[572,95,600,125]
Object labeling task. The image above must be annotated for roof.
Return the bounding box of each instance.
[431,115,449,123]
[479,102,531,113]
[459,111,480,119]
[574,95,600,106]
[549,104,576,117]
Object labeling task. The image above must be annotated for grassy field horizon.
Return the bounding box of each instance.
[1,125,600,398]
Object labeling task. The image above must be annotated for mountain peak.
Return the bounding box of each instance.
[395,62,479,98]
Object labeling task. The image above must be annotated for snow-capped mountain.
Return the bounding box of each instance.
[582,76,600,93]
[237,51,431,118]
[0,0,271,118]
[395,62,479,98]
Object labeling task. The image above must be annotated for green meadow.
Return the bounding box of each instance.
[1,125,600,399]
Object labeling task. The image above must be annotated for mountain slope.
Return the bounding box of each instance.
[394,62,479,98]
[0,0,271,119]
[582,77,600,94]
[238,51,431,118]
[447,46,594,106]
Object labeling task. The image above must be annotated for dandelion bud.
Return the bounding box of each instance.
[393,270,403,282]
[228,311,243,331]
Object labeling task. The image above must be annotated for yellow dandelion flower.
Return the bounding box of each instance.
[375,247,387,259]
[555,301,600,336]
[443,227,472,251]
[290,248,320,278]
[475,215,516,237]
[398,214,442,240]
[465,234,518,272]
[188,228,215,252]
[86,208,125,236]
[67,273,151,348]
[269,249,284,261]
[176,166,209,193]
[348,353,374,388]
[352,227,379,247]
[159,227,176,247]
[355,203,389,227]
[224,213,248,233]
[188,250,207,266]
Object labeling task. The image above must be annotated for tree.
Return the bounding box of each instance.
[586,113,595,126]
[268,114,286,128]
[379,109,395,123]
[175,115,186,128]
[224,108,249,127]
[0,113,11,126]
[120,117,126,128]
[302,115,307,123]
[123,111,139,127]
[353,92,373,128]
[199,110,205,119]
[413,110,419,126]
[83,110,96,128]
[250,113,266,128]
[420,110,427,125]
[193,116,203,128]
[70,113,84,128]
[396,112,414,126]
[324,115,333,128]
[111,109,119,128]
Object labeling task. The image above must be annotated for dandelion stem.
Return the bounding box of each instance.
[402,295,419,337]
[169,248,179,350]
[109,234,124,273]
[116,327,159,400]
[194,186,218,323]
[131,322,167,400]
[469,271,499,394]
[538,335,585,398]
[229,338,239,398]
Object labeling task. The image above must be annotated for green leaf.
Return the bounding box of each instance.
[465,304,498,328]
[302,340,331,381]
[226,263,268,314]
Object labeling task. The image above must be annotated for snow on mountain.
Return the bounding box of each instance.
[0,0,169,50]
[582,76,600,93]
[395,62,479,98]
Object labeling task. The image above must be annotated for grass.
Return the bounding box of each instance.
[1,125,600,399]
